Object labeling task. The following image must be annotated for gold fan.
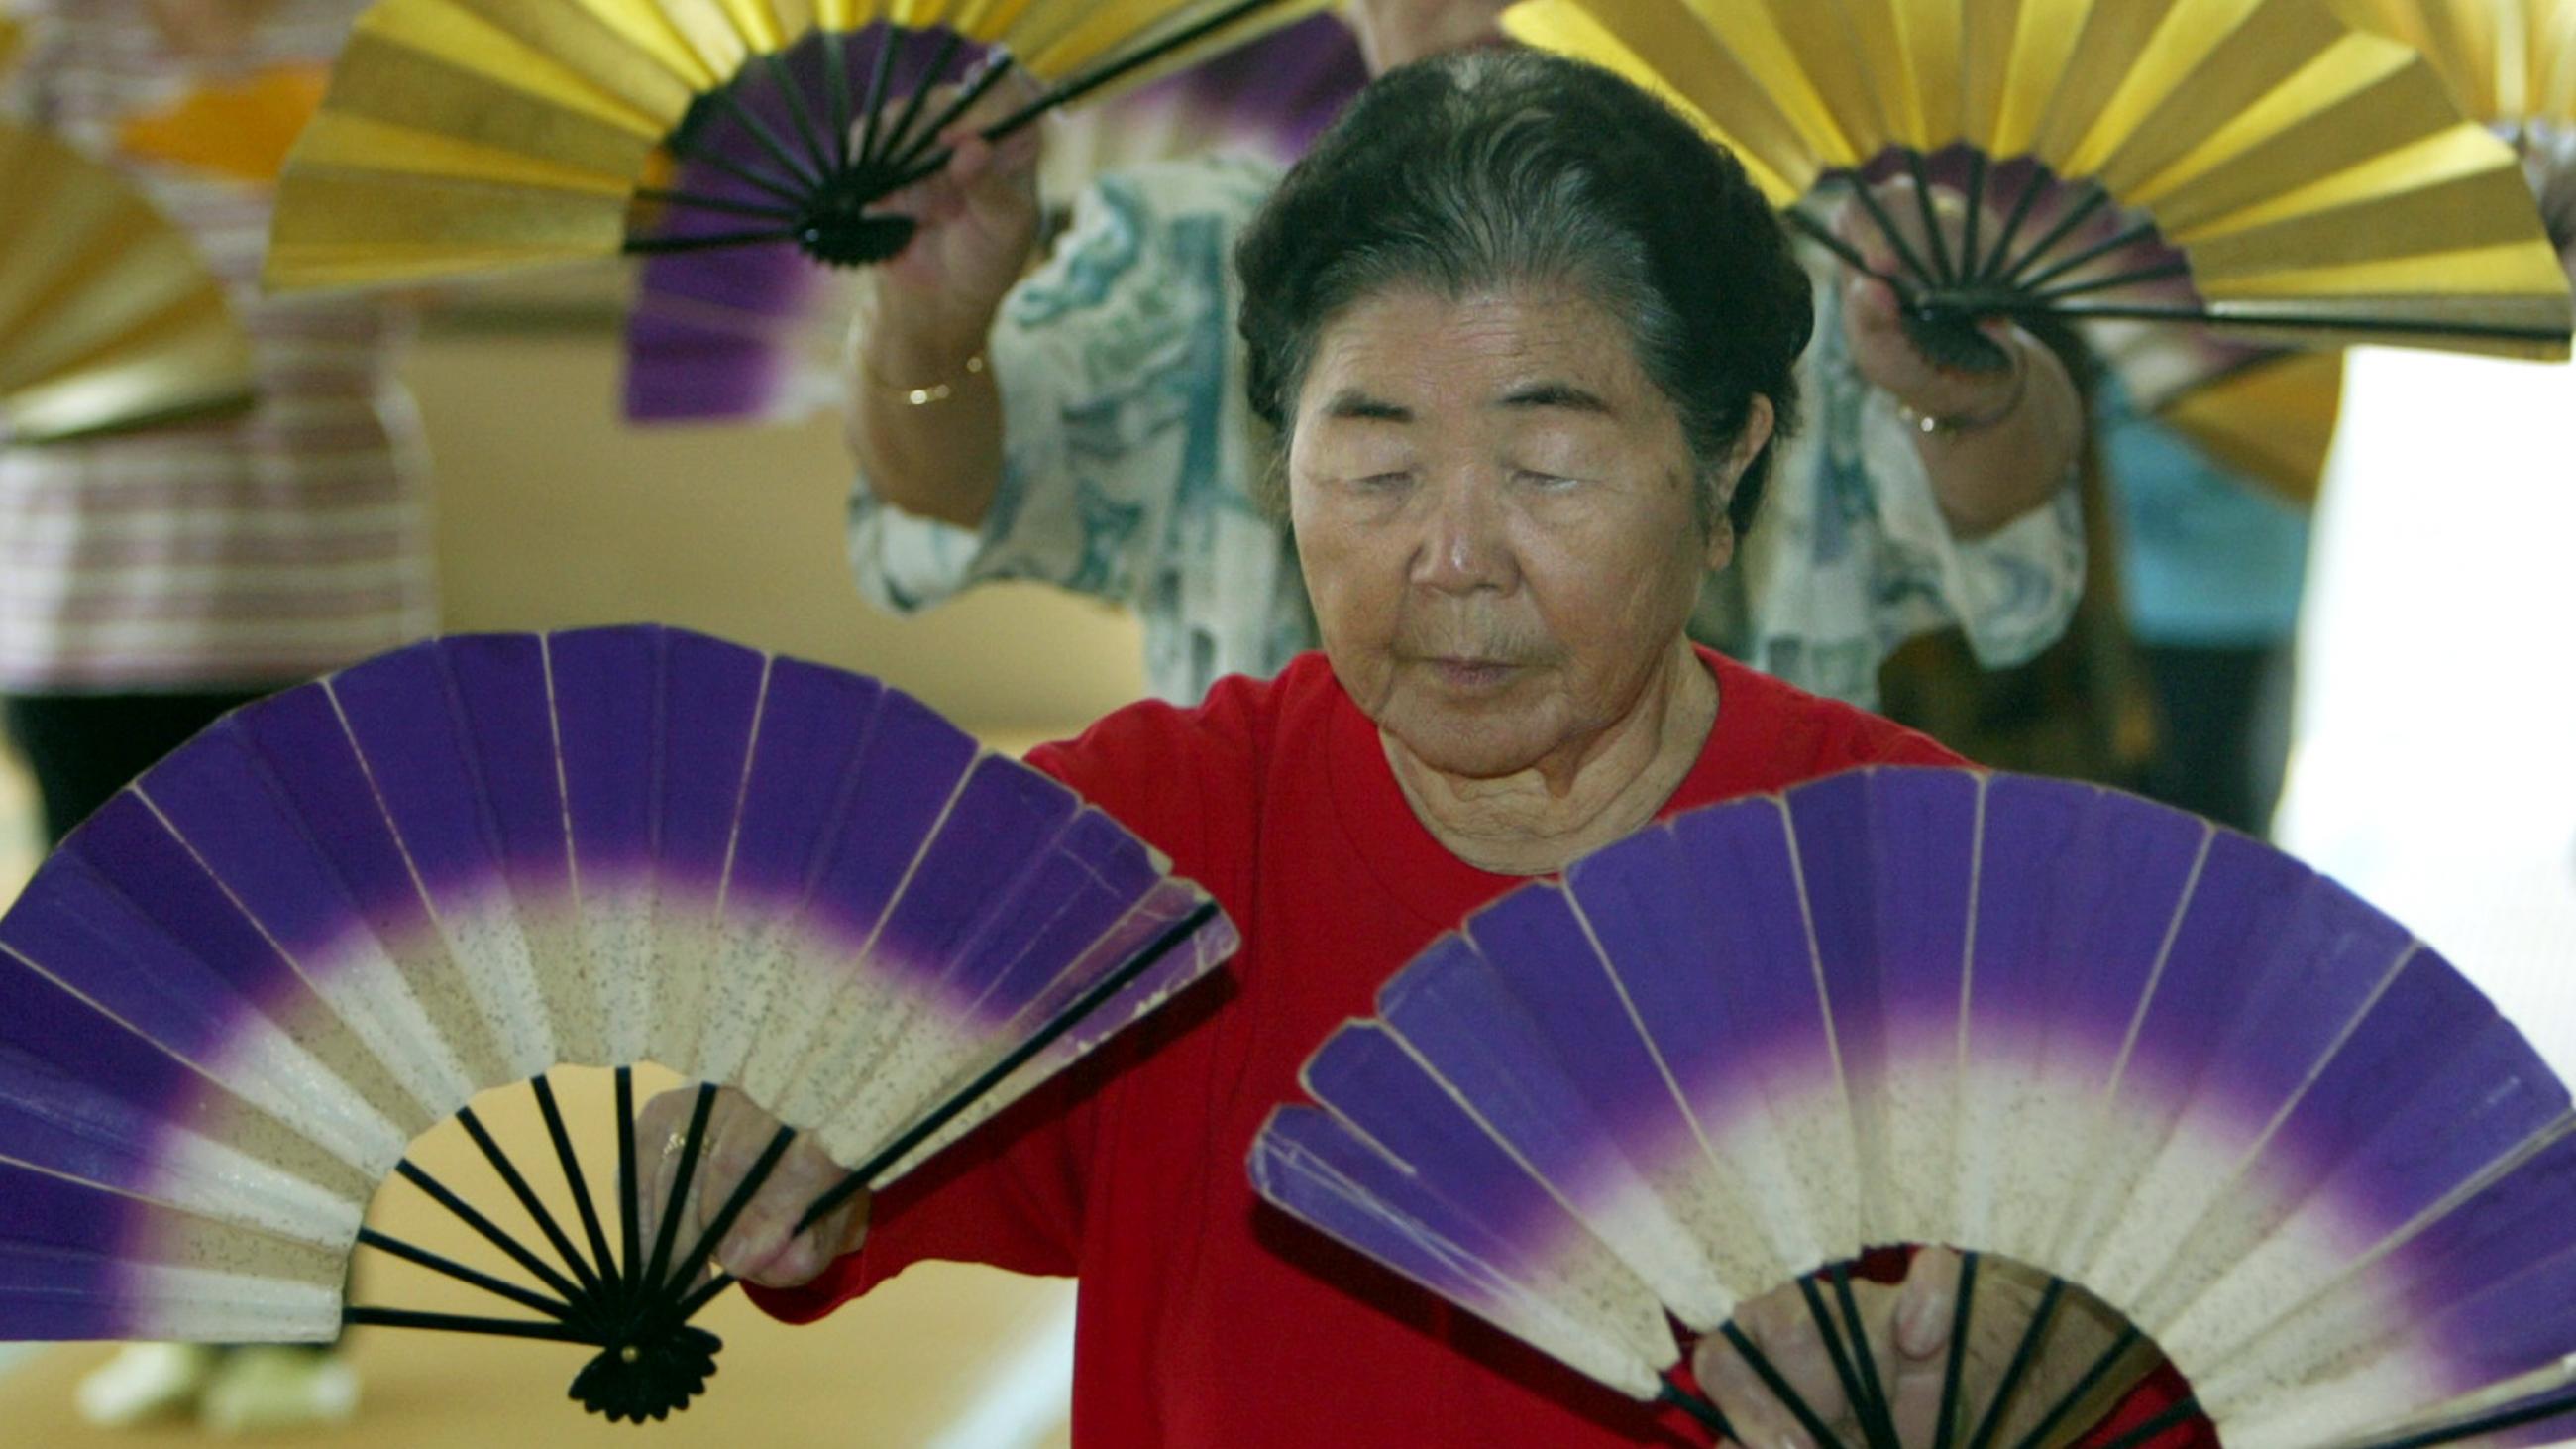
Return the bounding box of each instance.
[2338,0,2576,258]
[2157,350,2346,504]
[1501,0,2575,370]
[0,123,255,443]
[265,0,1326,291]
[0,13,22,77]
[2337,0,2575,126]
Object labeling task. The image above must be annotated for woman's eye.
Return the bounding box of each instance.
[1352,471,1412,491]
[1518,471,1581,491]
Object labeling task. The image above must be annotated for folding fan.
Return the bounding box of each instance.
[2335,0,2576,258]
[622,9,1365,424]
[262,0,1329,294]
[1499,0,2576,373]
[0,123,256,443]
[0,623,1235,1421]
[2152,350,2347,505]
[1253,767,2576,1449]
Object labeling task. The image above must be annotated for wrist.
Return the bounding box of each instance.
[1893,331,2029,438]
[853,276,997,389]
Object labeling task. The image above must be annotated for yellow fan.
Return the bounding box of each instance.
[2158,350,2347,504]
[2337,0,2576,257]
[0,123,255,444]
[1501,0,2575,370]
[2336,0,2575,125]
[0,13,23,77]
[265,0,1327,291]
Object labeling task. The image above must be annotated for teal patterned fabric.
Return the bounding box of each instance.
[849,156,2083,707]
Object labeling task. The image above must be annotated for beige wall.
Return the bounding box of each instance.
[407,326,1145,745]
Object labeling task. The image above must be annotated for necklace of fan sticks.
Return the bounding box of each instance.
[623,0,1295,270]
[336,900,1218,1422]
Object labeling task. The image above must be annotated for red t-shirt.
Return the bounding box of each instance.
[752,649,2205,1446]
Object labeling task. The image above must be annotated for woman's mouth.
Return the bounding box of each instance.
[1429,657,1517,691]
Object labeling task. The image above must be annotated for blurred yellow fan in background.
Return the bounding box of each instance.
[264,0,1325,292]
[2157,351,2348,505]
[0,13,22,78]
[2336,0,2574,126]
[0,122,254,443]
[2337,0,2576,261]
[1500,0,2573,370]
[117,64,331,185]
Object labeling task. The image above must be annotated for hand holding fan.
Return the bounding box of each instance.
[1253,767,2576,1449]
[1500,0,2575,371]
[0,624,1235,1420]
[624,8,1368,425]
[263,0,1326,292]
[0,123,256,442]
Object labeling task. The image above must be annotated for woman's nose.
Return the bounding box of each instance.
[1409,474,1513,594]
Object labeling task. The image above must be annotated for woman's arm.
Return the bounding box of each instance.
[1851,299,2086,540]
[841,123,1041,530]
[1831,182,2088,540]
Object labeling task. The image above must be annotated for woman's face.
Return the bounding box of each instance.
[1289,283,1764,780]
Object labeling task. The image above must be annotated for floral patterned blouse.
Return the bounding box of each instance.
[848,155,2083,708]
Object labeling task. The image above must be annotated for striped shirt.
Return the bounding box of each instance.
[0,1,433,692]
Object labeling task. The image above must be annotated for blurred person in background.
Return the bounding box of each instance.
[834,0,2090,711]
[2098,399,2311,836]
[1,0,435,1430]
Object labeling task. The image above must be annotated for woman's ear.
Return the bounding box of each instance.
[1728,394,1777,480]
[1701,509,1736,573]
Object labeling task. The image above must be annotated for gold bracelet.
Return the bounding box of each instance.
[1894,338,2028,437]
[862,350,986,407]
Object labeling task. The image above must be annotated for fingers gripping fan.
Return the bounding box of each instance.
[0,625,1234,1420]
[1252,768,2576,1449]
[0,124,256,442]
[1501,0,2576,371]
[261,0,1327,292]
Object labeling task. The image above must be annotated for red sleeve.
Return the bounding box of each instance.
[747,679,1265,1324]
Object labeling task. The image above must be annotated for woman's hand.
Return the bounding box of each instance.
[1826,177,2084,537]
[1831,179,2036,426]
[857,80,1047,379]
[1691,1250,2130,1449]
[632,1086,868,1290]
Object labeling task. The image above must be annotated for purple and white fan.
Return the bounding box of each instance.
[0,624,1234,1420]
[1253,766,2576,1449]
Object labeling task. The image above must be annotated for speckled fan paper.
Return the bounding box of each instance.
[622,11,1363,424]
[1501,0,2575,363]
[0,624,1236,1343]
[0,123,255,442]
[1253,767,2576,1449]
[264,0,1330,293]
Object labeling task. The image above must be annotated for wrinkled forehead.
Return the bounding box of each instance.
[1293,281,1654,424]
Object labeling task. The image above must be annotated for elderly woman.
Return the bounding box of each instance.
[842,0,2084,712]
[643,53,2194,1447]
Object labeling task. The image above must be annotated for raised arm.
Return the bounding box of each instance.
[841,122,1044,530]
